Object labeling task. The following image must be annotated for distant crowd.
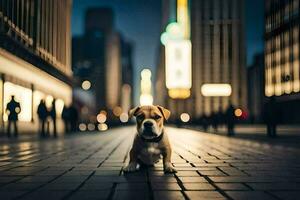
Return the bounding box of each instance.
[4,95,279,138]
[177,97,279,137]
[5,95,78,137]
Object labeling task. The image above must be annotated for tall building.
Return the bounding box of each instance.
[265,0,300,123]
[155,0,247,121]
[191,0,247,117]
[120,39,134,113]
[72,8,133,124]
[0,0,73,133]
[247,53,265,123]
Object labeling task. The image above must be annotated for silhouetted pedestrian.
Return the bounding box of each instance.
[69,105,79,132]
[211,112,219,132]
[37,100,48,137]
[225,104,236,136]
[264,97,279,137]
[62,105,70,133]
[217,109,224,126]
[6,95,21,137]
[49,99,57,137]
[201,114,209,132]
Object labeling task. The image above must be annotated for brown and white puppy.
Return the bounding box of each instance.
[123,105,176,173]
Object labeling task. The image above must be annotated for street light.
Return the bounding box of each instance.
[140,68,153,105]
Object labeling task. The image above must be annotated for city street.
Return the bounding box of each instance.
[1,126,300,200]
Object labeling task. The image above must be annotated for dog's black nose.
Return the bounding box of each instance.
[144,121,153,128]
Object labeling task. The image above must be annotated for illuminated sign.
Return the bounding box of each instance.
[177,0,190,38]
[201,84,232,97]
[165,40,192,99]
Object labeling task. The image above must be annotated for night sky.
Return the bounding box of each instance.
[72,0,264,105]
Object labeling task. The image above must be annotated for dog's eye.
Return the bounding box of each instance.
[137,115,145,121]
[154,115,161,120]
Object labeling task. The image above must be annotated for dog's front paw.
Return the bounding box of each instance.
[123,162,138,173]
[164,162,177,173]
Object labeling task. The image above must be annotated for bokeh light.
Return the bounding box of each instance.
[98,123,108,131]
[120,113,129,123]
[81,80,91,90]
[180,113,190,122]
[113,106,122,117]
[234,108,243,117]
[97,113,107,123]
[87,123,95,131]
[79,123,87,131]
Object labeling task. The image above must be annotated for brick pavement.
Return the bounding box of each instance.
[0,126,300,200]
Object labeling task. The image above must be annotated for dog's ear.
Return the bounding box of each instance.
[129,106,140,118]
[157,105,171,120]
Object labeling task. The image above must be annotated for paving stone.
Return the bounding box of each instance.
[183,183,215,190]
[271,191,300,200]
[116,182,148,190]
[247,183,300,190]
[152,182,181,190]
[176,171,199,177]
[0,126,300,200]
[198,170,227,176]
[185,191,225,199]
[68,190,110,200]
[113,190,151,200]
[153,191,185,200]
[215,183,250,190]
[225,191,276,200]
[179,176,208,183]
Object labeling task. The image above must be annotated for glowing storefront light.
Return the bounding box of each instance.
[140,69,153,105]
[45,95,54,108]
[201,84,232,97]
[165,40,192,99]
[55,99,65,117]
[3,82,32,122]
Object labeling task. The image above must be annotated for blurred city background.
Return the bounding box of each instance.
[0,0,299,137]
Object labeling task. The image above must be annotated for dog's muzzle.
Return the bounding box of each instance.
[142,120,158,137]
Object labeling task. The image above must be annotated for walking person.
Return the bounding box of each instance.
[69,105,79,132]
[264,97,279,137]
[37,100,47,137]
[62,105,70,133]
[211,112,219,132]
[201,114,209,132]
[6,95,21,137]
[49,99,57,137]
[225,103,236,136]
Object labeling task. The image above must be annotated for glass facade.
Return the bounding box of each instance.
[265,0,300,97]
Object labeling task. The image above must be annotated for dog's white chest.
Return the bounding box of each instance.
[138,143,161,165]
